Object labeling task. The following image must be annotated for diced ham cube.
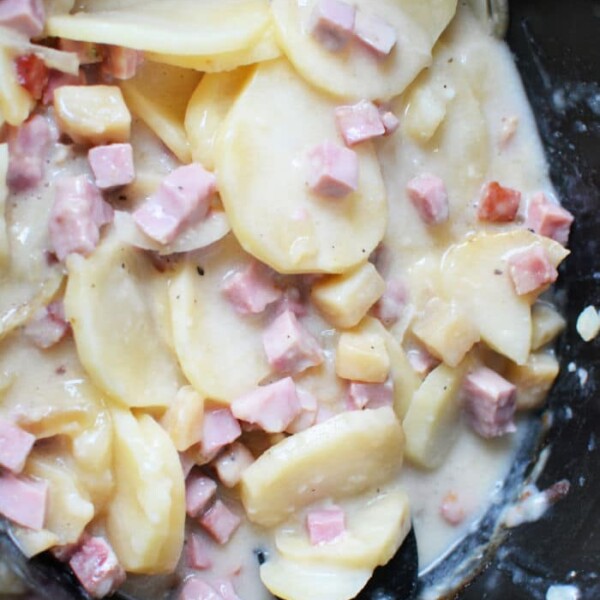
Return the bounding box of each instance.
[88,143,135,190]
[440,492,465,526]
[49,175,114,261]
[275,287,308,318]
[186,472,217,518]
[286,388,318,434]
[347,380,393,410]
[526,192,574,246]
[306,506,346,545]
[7,114,53,192]
[24,301,70,349]
[179,577,221,600]
[199,499,241,544]
[0,471,47,529]
[463,366,516,438]
[133,163,216,244]
[0,418,35,473]
[231,377,301,433]
[373,278,408,327]
[213,442,254,488]
[14,53,49,100]
[0,0,44,38]
[407,174,449,225]
[406,346,439,378]
[202,409,242,458]
[379,109,400,135]
[58,40,103,64]
[477,181,521,222]
[221,262,282,315]
[508,246,558,295]
[309,0,356,52]
[42,70,86,105]
[334,100,385,146]
[353,10,397,57]
[102,45,143,81]
[306,140,358,198]
[214,580,242,600]
[186,533,212,570]
[262,310,324,374]
[69,536,126,599]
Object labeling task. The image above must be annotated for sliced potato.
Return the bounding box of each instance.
[271,0,457,101]
[12,527,59,558]
[0,47,33,126]
[241,407,404,526]
[531,302,566,350]
[336,323,390,383]
[507,352,559,411]
[0,144,9,268]
[216,59,387,274]
[65,233,184,408]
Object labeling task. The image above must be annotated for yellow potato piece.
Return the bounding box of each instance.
[216,59,387,274]
[0,47,33,126]
[336,325,390,384]
[271,0,457,101]
[241,407,404,527]
[507,352,560,412]
[531,302,566,350]
[160,385,205,452]
[65,234,184,408]
[0,144,9,268]
[168,235,270,403]
[106,408,185,573]
[12,528,59,558]
[120,62,201,163]
[47,0,271,56]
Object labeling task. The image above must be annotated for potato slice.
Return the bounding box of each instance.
[216,59,387,274]
[106,408,185,573]
[120,61,201,163]
[0,47,33,126]
[275,489,410,569]
[168,235,270,403]
[47,0,271,55]
[241,407,404,526]
[65,234,184,408]
[441,231,569,365]
[12,527,59,558]
[507,352,559,411]
[531,302,566,351]
[271,0,457,101]
[0,144,9,268]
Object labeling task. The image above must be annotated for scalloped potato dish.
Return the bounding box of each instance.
[0,1,574,599]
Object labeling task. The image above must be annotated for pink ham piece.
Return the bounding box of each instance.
[49,175,113,261]
[199,499,241,544]
[334,100,385,146]
[0,471,47,529]
[202,409,242,458]
[309,0,356,52]
[347,380,393,410]
[88,143,135,190]
[286,388,318,434]
[353,10,397,57]
[133,163,216,245]
[275,287,307,318]
[221,262,282,315]
[186,472,217,518]
[306,506,346,545]
[306,140,358,199]
[406,174,449,225]
[373,278,408,327]
[102,45,143,81]
[214,580,242,600]
[379,109,400,135]
[440,492,465,526]
[179,577,221,600]
[463,366,516,438]
[69,536,126,599]
[7,114,53,192]
[231,377,301,433]
[24,301,70,349]
[262,310,324,374]
[0,0,44,38]
[213,442,254,488]
[58,40,103,64]
[407,346,439,378]
[526,192,574,246]
[477,181,521,222]
[508,246,558,295]
[186,533,212,570]
[0,418,35,473]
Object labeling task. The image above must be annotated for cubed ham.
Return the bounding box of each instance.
[221,262,282,315]
[372,278,408,327]
[49,175,114,261]
[42,70,86,105]
[102,45,143,81]
[440,492,465,526]
[407,174,449,225]
[309,0,356,52]
[306,140,358,198]
[186,472,217,518]
[353,10,397,57]
[186,533,212,570]
[231,377,301,433]
[526,192,574,246]
[0,471,47,529]
[24,301,70,349]
[306,506,346,545]
[14,53,48,100]
[58,40,103,64]
[133,163,216,245]
[286,388,318,434]
[334,100,385,146]
[214,580,242,600]
[179,577,221,600]
[7,114,53,192]
[262,310,324,374]
[508,246,558,295]
[0,418,35,473]
[199,499,241,545]
[275,287,308,318]
[463,366,516,438]
[347,380,393,410]
[202,409,242,458]
[69,536,126,599]
[0,0,44,38]
[88,143,135,190]
[213,442,254,488]
[406,346,439,378]
[379,109,400,135]
[477,181,521,222]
